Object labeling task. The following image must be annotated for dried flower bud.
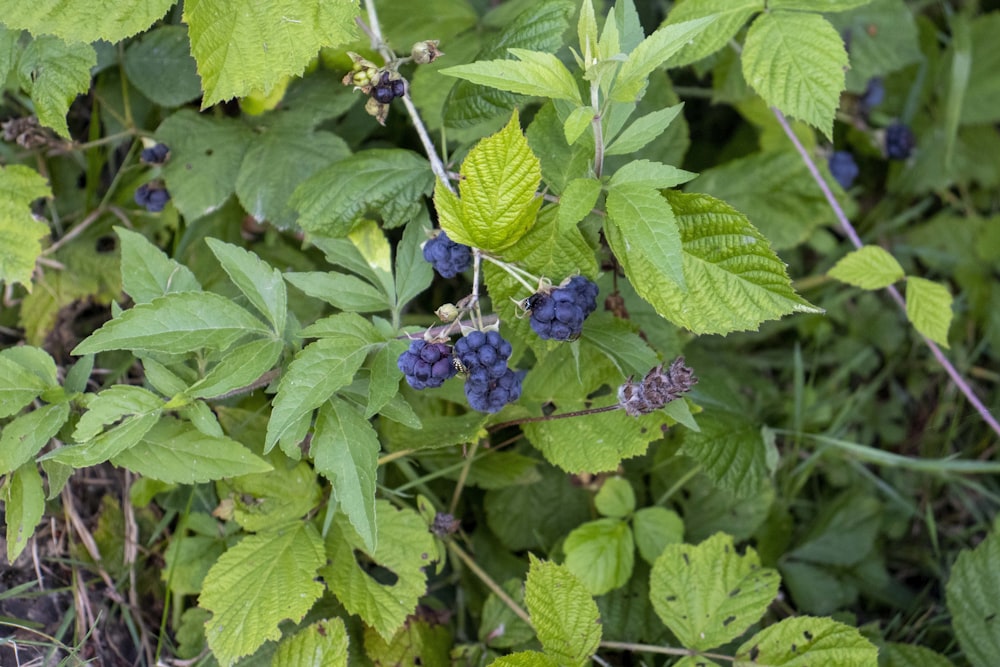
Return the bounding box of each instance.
[617,357,697,417]
[2,116,51,149]
[364,96,389,126]
[436,303,459,322]
[431,512,461,537]
[411,40,443,65]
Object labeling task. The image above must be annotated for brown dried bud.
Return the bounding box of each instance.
[617,356,697,417]
[2,116,51,149]
[431,512,461,537]
[411,40,443,65]
[364,96,389,126]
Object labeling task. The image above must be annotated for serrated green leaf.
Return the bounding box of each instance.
[298,311,382,344]
[3,462,45,562]
[116,227,201,304]
[322,500,436,640]
[905,277,953,348]
[4,346,58,386]
[481,579,534,648]
[292,149,433,236]
[734,616,878,666]
[527,102,594,195]
[583,312,661,376]
[0,27,16,84]
[0,164,50,291]
[227,459,322,532]
[525,556,602,665]
[363,617,452,667]
[611,16,717,102]
[44,413,160,467]
[741,12,846,139]
[563,105,595,145]
[73,292,271,356]
[124,25,201,107]
[651,533,780,650]
[485,465,590,551]
[605,103,685,156]
[0,0,176,43]
[609,159,696,190]
[769,0,873,10]
[679,410,771,498]
[441,48,581,103]
[72,385,163,442]
[312,399,379,553]
[595,477,636,518]
[273,619,348,667]
[0,403,69,476]
[633,506,684,563]
[285,271,388,313]
[366,341,406,419]
[880,643,955,667]
[0,353,49,419]
[111,417,272,483]
[17,36,96,138]
[606,183,686,291]
[556,178,601,231]
[206,239,287,334]
[201,522,326,666]
[183,0,358,107]
[946,530,1000,667]
[828,245,905,290]
[564,518,635,596]
[187,339,282,402]
[382,412,486,452]
[491,652,561,667]
[395,216,434,310]
[662,0,762,69]
[578,0,598,61]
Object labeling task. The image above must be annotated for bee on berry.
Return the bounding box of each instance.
[452,356,469,375]
[521,293,543,313]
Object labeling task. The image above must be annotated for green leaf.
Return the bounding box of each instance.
[394,216,434,310]
[577,0,599,61]
[436,111,542,252]
[946,529,1000,667]
[183,0,358,107]
[188,339,283,400]
[880,643,956,667]
[490,652,561,667]
[527,102,594,195]
[830,0,921,92]
[3,462,45,562]
[0,26,19,95]
[382,412,486,452]
[45,413,160,467]
[679,410,771,498]
[952,13,1000,125]
[201,522,326,666]
[366,341,407,419]
[227,460,322,532]
[292,149,434,236]
[206,239,288,334]
[111,417,272,483]
[116,227,201,304]
[298,311,382,344]
[481,580,535,648]
[905,277,953,348]
[72,385,163,442]
[0,0,176,43]
[605,103,685,156]
[768,0,873,10]
[605,184,686,292]
[0,350,49,419]
[363,617,452,667]
[788,492,881,567]
[734,616,878,666]
[741,12,847,139]
[0,164,50,291]
[273,619,349,667]
[563,105,595,145]
[0,404,69,476]
[312,399,379,553]
[650,532,780,650]
[442,48,581,103]
[17,36,96,138]
[611,16,717,102]
[322,500,436,640]
[556,178,601,231]
[662,0,763,69]
[525,556,602,666]
[608,159,696,190]
[123,25,201,107]
[563,518,635,596]
[633,507,684,564]
[73,292,271,356]
[595,477,636,518]
[486,465,590,551]
[157,110,254,222]
[285,272,388,313]
[828,245,905,290]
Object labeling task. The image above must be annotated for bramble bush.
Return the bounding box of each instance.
[1,0,999,665]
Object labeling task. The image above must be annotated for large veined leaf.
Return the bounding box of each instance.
[116,227,201,304]
[0,0,176,43]
[827,245,905,290]
[563,518,635,596]
[733,616,878,666]
[123,25,202,107]
[0,165,50,291]
[906,277,953,348]
[16,36,96,138]
[946,530,1000,667]
[441,48,582,103]
[610,16,717,102]
[662,0,763,69]
[524,556,602,666]
[605,182,686,291]
[679,409,772,498]
[0,403,70,476]
[273,619,349,667]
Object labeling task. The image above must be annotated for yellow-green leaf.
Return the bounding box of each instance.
[905,277,953,348]
[525,556,602,666]
[0,0,176,43]
[828,245,905,290]
[734,616,878,666]
[0,165,50,291]
[16,36,96,138]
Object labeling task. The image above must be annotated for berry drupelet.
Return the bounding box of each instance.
[140,143,170,164]
[464,367,524,413]
[397,340,457,389]
[526,276,599,341]
[134,183,171,212]
[828,151,859,189]
[422,231,472,278]
[885,122,916,160]
[454,330,522,413]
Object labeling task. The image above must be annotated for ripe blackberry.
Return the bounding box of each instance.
[372,83,396,104]
[397,340,457,389]
[526,276,599,341]
[422,231,472,278]
[828,151,859,189]
[141,143,170,164]
[885,122,915,160]
[391,78,406,98]
[454,330,512,380]
[465,368,524,413]
[859,78,884,114]
[134,184,171,212]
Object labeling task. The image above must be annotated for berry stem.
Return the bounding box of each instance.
[487,403,621,432]
[590,77,605,179]
[479,254,539,293]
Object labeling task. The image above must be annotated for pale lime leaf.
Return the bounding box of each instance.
[72,385,164,442]
[734,616,878,666]
[73,292,271,356]
[437,111,542,252]
[0,0,176,43]
[946,530,1000,667]
[228,460,322,532]
[0,354,49,419]
[116,227,201,304]
[44,413,160,467]
[0,403,69,476]
[0,164,50,291]
[272,619,348,667]
[605,184,686,291]
[284,271,388,313]
[188,339,283,400]
[595,477,636,518]
[183,0,358,106]
[17,36,96,138]
[741,12,847,139]
[292,149,433,236]
[609,159,696,189]
[3,346,57,386]
[769,0,873,10]
[679,410,771,498]
[322,500,436,640]
[633,506,684,563]
[441,48,581,103]
[124,25,201,107]
[201,522,326,666]
[490,652,561,667]
[578,0,598,61]
[525,556,602,665]
[905,277,953,348]
[828,245,905,290]
[206,239,288,333]
[881,643,956,667]
[3,462,45,562]
[312,399,379,553]
[297,311,382,344]
[557,178,601,231]
[112,417,272,483]
[563,105,595,145]
[563,518,635,596]
[605,103,685,156]
[611,16,717,102]
[651,532,780,650]
[662,0,763,69]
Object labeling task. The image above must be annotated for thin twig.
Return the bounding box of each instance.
[488,403,622,431]
[600,641,733,662]
[44,207,105,256]
[448,542,533,627]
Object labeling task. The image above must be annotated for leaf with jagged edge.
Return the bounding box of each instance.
[651,533,780,651]
[0,26,20,84]
[363,617,452,667]
[0,0,176,43]
[16,36,95,138]
[880,643,956,667]
[606,182,686,291]
[0,404,69,476]
[611,16,717,102]
[0,165,50,291]
[605,104,685,156]
[906,277,953,348]
[661,0,763,69]
[525,556,602,666]
[116,227,201,304]
[71,385,164,443]
[947,529,1000,667]
[741,11,847,139]
[733,616,878,666]
[273,619,349,667]
[205,239,287,334]
[183,0,358,107]
[527,102,594,195]
[563,518,635,596]
[441,48,581,103]
[769,0,873,9]
[679,409,771,498]
[3,461,45,562]
[225,459,322,533]
[201,522,326,666]
[491,652,561,667]
[828,245,905,290]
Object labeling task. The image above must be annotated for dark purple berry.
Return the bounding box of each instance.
[392,78,406,98]
[828,151,859,189]
[885,122,915,160]
[397,340,457,390]
[422,231,472,278]
[454,330,512,381]
[527,276,598,341]
[464,368,524,413]
[373,84,395,104]
[145,188,171,212]
[859,78,884,114]
[134,184,151,206]
[141,143,170,164]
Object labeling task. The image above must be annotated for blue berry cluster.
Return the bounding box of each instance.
[828,151,859,189]
[885,122,915,160]
[454,330,522,413]
[372,72,406,104]
[423,231,472,278]
[134,183,170,212]
[526,276,599,341]
[140,142,169,165]
[397,340,457,389]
